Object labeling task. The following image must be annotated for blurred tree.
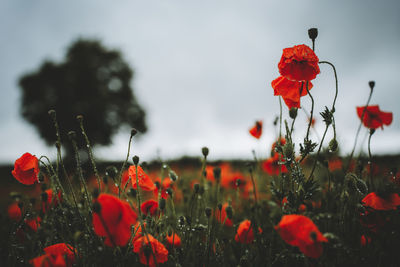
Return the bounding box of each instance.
[19,39,147,157]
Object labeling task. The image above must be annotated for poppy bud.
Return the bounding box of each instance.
[205,207,212,218]
[92,188,99,199]
[92,202,101,213]
[289,107,298,119]
[76,115,84,122]
[217,203,222,211]
[193,183,200,193]
[155,181,161,189]
[159,198,166,210]
[68,131,76,140]
[329,138,338,152]
[226,206,233,219]
[129,189,137,197]
[169,171,177,181]
[213,167,221,182]
[132,155,139,166]
[131,128,138,136]
[48,109,56,119]
[283,143,294,159]
[166,188,173,196]
[202,147,209,157]
[17,201,24,209]
[368,81,375,91]
[102,176,108,185]
[308,28,318,41]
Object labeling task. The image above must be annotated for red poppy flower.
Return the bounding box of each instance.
[261,154,288,176]
[361,235,371,246]
[249,121,263,139]
[215,203,233,227]
[362,192,400,211]
[11,153,39,185]
[275,214,328,258]
[133,234,169,267]
[356,105,393,129]
[30,243,77,267]
[271,76,313,109]
[278,44,320,82]
[141,200,159,216]
[129,165,156,191]
[166,233,182,248]
[92,194,138,247]
[8,203,22,221]
[235,220,262,244]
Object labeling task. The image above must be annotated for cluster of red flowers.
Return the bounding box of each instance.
[271,44,320,109]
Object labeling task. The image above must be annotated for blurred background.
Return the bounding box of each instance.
[1,0,399,164]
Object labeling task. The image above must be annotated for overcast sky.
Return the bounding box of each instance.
[1,0,399,163]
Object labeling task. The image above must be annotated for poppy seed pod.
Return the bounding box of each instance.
[328,138,338,152]
[368,81,375,90]
[130,128,137,136]
[308,28,318,41]
[289,107,298,119]
[132,156,139,165]
[202,147,209,157]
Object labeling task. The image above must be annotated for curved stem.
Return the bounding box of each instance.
[367,130,374,191]
[117,134,134,198]
[304,82,314,142]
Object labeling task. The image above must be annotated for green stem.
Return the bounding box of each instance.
[367,130,374,191]
[78,118,101,193]
[347,87,373,172]
[304,81,314,142]
[117,133,134,198]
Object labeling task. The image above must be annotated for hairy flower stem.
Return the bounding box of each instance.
[70,136,92,211]
[368,130,375,191]
[347,86,374,172]
[78,118,101,193]
[249,169,258,204]
[117,133,134,198]
[304,81,314,142]
[308,126,329,179]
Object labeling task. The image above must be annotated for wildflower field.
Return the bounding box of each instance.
[2,29,400,267]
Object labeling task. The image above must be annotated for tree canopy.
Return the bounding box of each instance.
[19,39,147,155]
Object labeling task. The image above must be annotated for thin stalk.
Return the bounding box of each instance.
[117,133,134,198]
[347,87,373,171]
[78,117,101,192]
[249,169,258,204]
[304,81,314,142]
[367,130,374,191]
[308,125,329,180]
